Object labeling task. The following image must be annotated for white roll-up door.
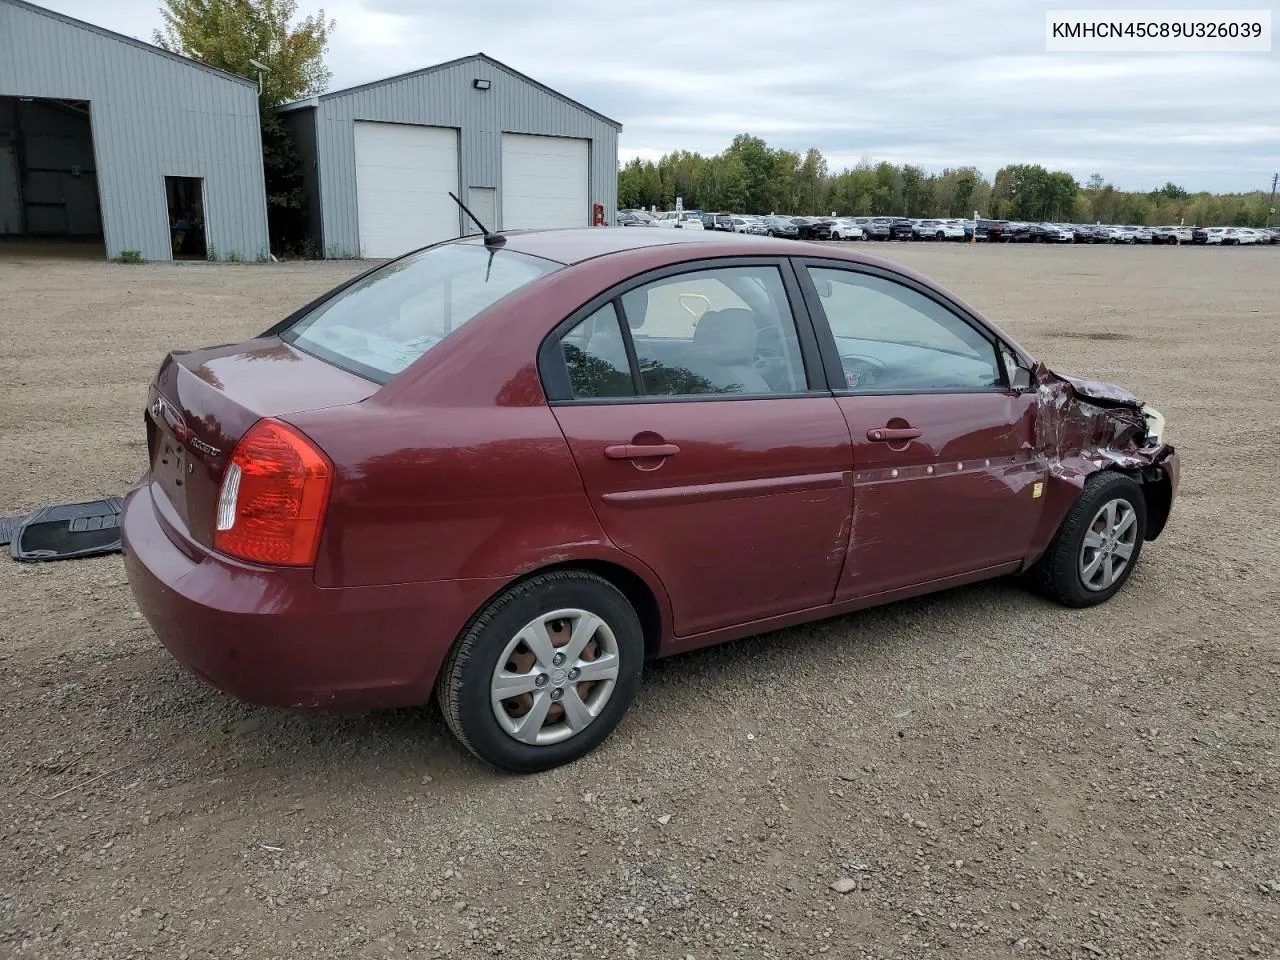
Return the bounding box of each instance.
[500,133,589,230]
[354,121,459,258]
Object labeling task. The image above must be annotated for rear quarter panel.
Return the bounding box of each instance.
[289,401,623,588]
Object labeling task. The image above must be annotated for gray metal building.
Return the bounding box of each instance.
[279,54,621,259]
[0,0,268,261]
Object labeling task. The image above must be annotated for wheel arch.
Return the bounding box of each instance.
[544,559,666,660]
[1131,462,1175,540]
[1082,463,1174,542]
[1026,461,1169,567]
[458,553,672,664]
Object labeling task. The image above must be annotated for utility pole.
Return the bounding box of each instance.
[1268,172,1278,228]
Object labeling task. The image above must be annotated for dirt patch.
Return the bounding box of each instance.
[1045,330,1135,341]
[1,245,1278,959]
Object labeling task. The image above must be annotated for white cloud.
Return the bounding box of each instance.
[33,0,1280,192]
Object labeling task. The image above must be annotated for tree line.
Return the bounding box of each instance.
[618,134,1274,227]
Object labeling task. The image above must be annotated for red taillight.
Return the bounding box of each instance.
[213,419,332,566]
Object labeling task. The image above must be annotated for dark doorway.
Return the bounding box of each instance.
[0,96,105,256]
[165,176,207,259]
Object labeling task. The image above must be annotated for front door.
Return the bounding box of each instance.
[798,263,1044,601]
[545,262,854,636]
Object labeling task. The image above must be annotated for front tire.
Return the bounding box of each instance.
[1027,472,1147,608]
[437,570,644,773]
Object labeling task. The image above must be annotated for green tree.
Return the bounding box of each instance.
[155,0,335,254]
[618,158,645,209]
[1154,181,1189,201]
[795,148,829,214]
[772,150,799,213]
[872,162,902,215]
[615,135,1263,228]
[723,134,783,213]
[155,0,334,105]
[1044,171,1079,220]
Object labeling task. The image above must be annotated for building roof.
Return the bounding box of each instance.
[2,0,257,87]
[277,53,621,130]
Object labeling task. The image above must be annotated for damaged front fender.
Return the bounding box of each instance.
[1029,362,1180,553]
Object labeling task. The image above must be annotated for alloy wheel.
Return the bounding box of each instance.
[1079,498,1138,592]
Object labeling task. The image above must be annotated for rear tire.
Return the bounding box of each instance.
[437,571,644,773]
[1027,472,1147,608]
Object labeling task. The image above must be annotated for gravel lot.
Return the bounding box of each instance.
[1,243,1277,960]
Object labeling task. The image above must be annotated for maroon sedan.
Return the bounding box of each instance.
[123,228,1179,772]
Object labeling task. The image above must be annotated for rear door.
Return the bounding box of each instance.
[542,259,853,637]
[796,261,1044,601]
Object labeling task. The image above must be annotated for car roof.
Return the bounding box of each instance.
[456,227,899,269]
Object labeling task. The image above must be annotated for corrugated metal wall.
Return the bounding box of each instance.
[290,56,618,257]
[0,0,269,261]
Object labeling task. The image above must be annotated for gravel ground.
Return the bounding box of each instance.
[1,243,1277,960]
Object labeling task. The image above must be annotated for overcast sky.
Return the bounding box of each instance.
[35,0,1280,192]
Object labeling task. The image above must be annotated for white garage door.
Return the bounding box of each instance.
[501,133,589,230]
[354,121,459,258]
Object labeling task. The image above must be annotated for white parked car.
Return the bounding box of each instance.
[1235,227,1263,245]
[1150,225,1193,244]
[825,218,864,240]
[651,211,705,230]
[930,219,968,241]
[731,216,768,235]
[1197,227,1235,245]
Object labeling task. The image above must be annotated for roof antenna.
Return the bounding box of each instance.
[449,191,505,248]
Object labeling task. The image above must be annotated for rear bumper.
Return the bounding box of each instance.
[121,484,506,709]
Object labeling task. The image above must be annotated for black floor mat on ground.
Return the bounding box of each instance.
[10,498,123,561]
[0,513,29,546]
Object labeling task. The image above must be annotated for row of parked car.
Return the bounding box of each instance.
[616,209,1280,246]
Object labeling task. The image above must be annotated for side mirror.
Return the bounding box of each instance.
[1003,348,1034,390]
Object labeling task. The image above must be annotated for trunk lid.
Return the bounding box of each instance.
[145,336,378,547]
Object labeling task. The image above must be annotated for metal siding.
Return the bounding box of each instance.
[312,58,618,257]
[0,0,268,261]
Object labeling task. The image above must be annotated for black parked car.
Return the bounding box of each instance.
[1003,221,1033,242]
[975,219,1003,241]
[792,217,835,241]
[1029,223,1072,242]
[887,217,915,241]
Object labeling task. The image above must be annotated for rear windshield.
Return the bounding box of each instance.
[282,243,561,382]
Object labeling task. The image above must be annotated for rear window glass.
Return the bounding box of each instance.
[281,243,561,382]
